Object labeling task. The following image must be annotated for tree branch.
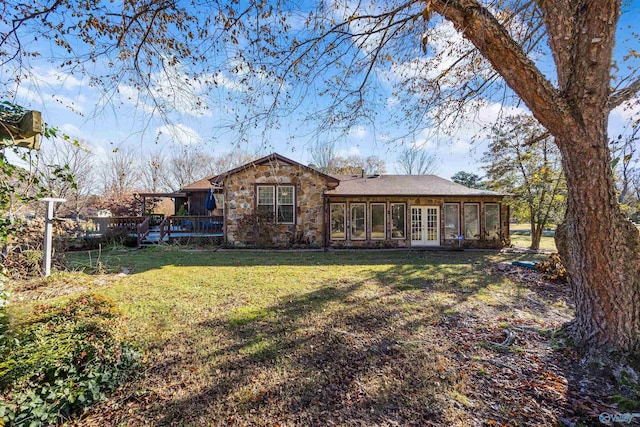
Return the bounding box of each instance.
[431,0,572,137]
[609,76,640,110]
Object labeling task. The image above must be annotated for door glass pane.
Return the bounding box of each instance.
[485,204,500,239]
[411,207,423,241]
[371,204,386,239]
[444,204,460,239]
[391,204,405,238]
[427,208,438,241]
[351,204,366,239]
[464,203,480,239]
[330,204,345,239]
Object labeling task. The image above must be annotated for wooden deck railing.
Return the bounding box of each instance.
[165,215,224,237]
[158,217,169,242]
[87,215,224,244]
[87,216,148,234]
[136,217,150,247]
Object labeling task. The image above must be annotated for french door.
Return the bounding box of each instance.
[411,206,440,246]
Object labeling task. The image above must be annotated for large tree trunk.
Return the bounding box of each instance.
[432,0,640,360]
[555,124,640,358]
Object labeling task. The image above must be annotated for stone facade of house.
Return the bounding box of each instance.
[222,163,332,247]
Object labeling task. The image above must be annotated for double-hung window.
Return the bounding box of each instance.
[277,186,295,223]
[256,185,295,224]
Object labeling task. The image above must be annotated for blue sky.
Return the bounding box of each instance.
[3,1,639,180]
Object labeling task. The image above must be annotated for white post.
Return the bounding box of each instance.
[40,198,66,277]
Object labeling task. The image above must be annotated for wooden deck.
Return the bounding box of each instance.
[87,215,224,246]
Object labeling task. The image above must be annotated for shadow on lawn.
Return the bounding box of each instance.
[138,263,519,426]
[79,250,583,426]
[142,266,468,426]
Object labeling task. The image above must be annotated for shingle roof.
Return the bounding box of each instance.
[325,175,504,197]
[181,175,216,191]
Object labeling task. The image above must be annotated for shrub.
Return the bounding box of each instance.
[0,294,140,426]
[535,253,568,282]
[101,228,137,247]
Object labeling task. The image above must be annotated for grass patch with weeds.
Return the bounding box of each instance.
[4,248,611,426]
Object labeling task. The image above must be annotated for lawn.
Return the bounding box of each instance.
[509,223,558,252]
[5,248,624,426]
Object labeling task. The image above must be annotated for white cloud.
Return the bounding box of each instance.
[337,145,361,157]
[155,124,203,146]
[611,97,640,122]
[347,125,369,141]
[116,59,212,118]
[30,68,84,90]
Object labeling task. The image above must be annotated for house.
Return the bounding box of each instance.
[206,153,509,249]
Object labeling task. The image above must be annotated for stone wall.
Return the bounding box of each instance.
[223,163,330,247]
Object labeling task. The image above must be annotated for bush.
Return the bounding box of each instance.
[0,294,140,426]
[101,228,137,247]
[535,253,568,282]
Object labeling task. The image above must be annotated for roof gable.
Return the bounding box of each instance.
[209,152,340,185]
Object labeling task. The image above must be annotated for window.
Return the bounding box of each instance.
[277,186,295,223]
[444,203,460,239]
[370,203,386,239]
[485,203,500,239]
[391,203,406,239]
[257,185,295,223]
[330,203,346,240]
[257,186,274,215]
[464,203,480,239]
[351,203,366,240]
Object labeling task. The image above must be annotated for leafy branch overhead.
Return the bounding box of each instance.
[2,0,640,359]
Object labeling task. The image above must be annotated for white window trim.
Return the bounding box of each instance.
[256,184,296,224]
[350,203,367,241]
[484,203,500,239]
[370,203,386,240]
[256,185,275,216]
[444,202,460,240]
[464,203,480,240]
[390,203,406,240]
[330,203,346,240]
[277,185,296,224]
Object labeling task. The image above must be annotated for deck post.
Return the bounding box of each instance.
[40,198,66,277]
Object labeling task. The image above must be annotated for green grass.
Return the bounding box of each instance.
[509,223,557,251]
[9,248,569,426]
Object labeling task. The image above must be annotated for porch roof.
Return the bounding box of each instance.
[325,175,504,197]
[135,192,187,198]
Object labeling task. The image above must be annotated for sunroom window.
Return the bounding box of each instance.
[351,203,366,240]
[464,203,480,239]
[485,204,500,239]
[444,203,460,239]
[330,203,346,239]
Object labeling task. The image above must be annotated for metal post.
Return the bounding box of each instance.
[40,198,66,277]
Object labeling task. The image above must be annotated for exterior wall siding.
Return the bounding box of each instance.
[223,163,330,247]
